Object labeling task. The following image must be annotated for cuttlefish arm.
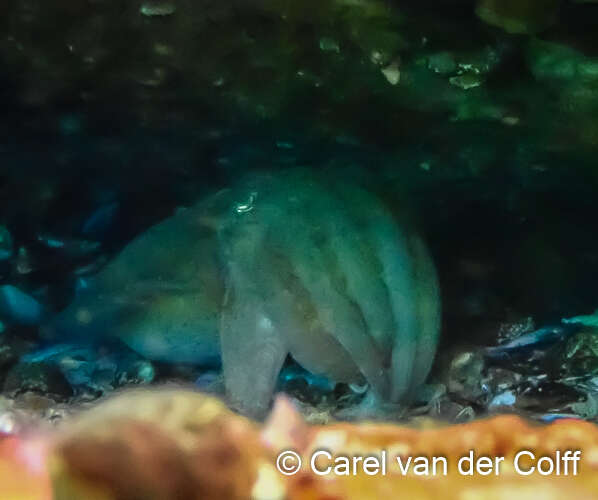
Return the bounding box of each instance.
[330,182,421,402]
[264,184,392,399]
[218,177,390,415]
[217,172,440,415]
[218,210,289,417]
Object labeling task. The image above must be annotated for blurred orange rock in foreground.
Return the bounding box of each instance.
[0,435,51,499]
[3,389,598,499]
[50,390,260,500]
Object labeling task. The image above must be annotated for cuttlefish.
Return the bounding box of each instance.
[44,169,441,417]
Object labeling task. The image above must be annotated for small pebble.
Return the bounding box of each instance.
[0,285,45,326]
[319,37,340,53]
[0,412,17,434]
[449,73,483,90]
[140,2,176,16]
[489,390,516,408]
[0,226,13,260]
[381,62,401,85]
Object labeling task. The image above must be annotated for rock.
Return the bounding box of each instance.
[139,2,177,17]
[81,200,119,239]
[528,39,598,82]
[43,391,598,500]
[0,226,13,261]
[0,391,67,435]
[15,247,34,275]
[0,341,17,372]
[0,410,18,434]
[194,371,224,394]
[449,73,483,90]
[497,317,535,344]
[447,351,487,403]
[485,368,523,394]
[0,435,52,499]
[278,363,336,394]
[318,37,340,53]
[0,285,45,326]
[570,392,598,419]
[414,383,447,406]
[488,390,516,409]
[4,390,598,498]
[476,0,560,34]
[50,389,259,500]
[427,52,457,75]
[485,324,577,359]
[3,362,72,399]
[562,330,598,376]
[430,397,476,422]
[14,391,58,415]
[112,354,155,388]
[381,61,401,85]
[36,234,101,258]
[0,334,34,378]
[19,343,155,396]
[564,309,598,329]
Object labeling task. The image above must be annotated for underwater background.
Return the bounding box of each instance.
[1,0,598,431]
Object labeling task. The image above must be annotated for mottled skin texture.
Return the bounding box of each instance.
[47,170,441,417]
